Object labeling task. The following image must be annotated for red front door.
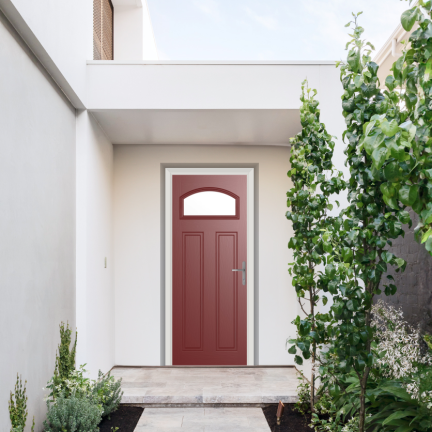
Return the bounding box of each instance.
[173,175,247,365]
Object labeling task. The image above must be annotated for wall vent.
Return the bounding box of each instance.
[93,0,114,60]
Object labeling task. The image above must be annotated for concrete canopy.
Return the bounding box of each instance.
[86,61,337,146]
[90,109,300,145]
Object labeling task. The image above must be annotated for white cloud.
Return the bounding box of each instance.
[194,0,221,20]
[245,7,279,30]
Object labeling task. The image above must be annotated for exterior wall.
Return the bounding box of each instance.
[114,6,145,61]
[76,111,114,378]
[113,2,158,61]
[1,0,93,104]
[377,210,432,334]
[86,62,335,110]
[113,145,296,365]
[0,11,76,431]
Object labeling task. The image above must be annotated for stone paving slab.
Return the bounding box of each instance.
[134,407,270,431]
[113,367,299,405]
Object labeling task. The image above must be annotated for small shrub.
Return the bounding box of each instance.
[43,393,102,432]
[48,323,77,400]
[341,417,359,432]
[91,370,123,417]
[294,377,311,416]
[9,374,30,432]
[310,392,344,432]
[47,364,91,401]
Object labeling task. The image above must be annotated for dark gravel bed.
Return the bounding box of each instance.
[98,406,144,432]
[262,404,313,432]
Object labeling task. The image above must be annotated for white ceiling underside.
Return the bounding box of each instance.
[91,109,300,145]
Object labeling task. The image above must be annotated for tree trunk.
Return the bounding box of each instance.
[309,280,315,413]
[310,355,315,412]
[358,383,366,432]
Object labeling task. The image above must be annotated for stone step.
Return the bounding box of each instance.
[111,366,300,406]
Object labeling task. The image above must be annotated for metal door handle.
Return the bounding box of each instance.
[232,261,246,285]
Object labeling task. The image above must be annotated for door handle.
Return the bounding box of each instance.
[232,261,246,285]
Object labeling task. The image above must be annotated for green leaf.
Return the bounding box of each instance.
[421,204,432,224]
[395,258,406,269]
[379,383,411,401]
[325,264,336,279]
[385,75,396,91]
[389,141,407,162]
[401,7,418,31]
[323,242,333,253]
[372,146,389,170]
[398,210,411,225]
[383,410,418,426]
[288,345,297,355]
[322,296,328,306]
[364,132,385,155]
[394,426,414,432]
[309,331,319,342]
[425,237,432,253]
[299,320,312,336]
[347,49,361,73]
[382,251,394,263]
[384,161,402,182]
[425,58,432,82]
[349,333,360,345]
[421,228,432,244]
[399,185,419,206]
[294,355,303,365]
[342,98,356,113]
[341,247,353,263]
[381,119,399,137]
[347,299,358,311]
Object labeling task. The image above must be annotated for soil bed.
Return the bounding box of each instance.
[262,404,313,432]
[99,405,144,432]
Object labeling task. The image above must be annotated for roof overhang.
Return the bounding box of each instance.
[86,61,340,146]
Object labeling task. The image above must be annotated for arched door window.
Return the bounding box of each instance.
[181,188,239,219]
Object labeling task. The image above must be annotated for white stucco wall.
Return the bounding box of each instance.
[76,111,114,378]
[113,1,158,61]
[1,0,92,104]
[0,11,76,430]
[113,144,297,365]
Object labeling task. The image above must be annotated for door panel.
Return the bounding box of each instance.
[173,175,247,365]
[216,233,237,351]
[182,233,203,351]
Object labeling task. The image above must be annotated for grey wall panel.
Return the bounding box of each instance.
[377,209,432,334]
[0,10,76,430]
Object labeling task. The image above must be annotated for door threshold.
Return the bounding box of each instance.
[113,365,296,369]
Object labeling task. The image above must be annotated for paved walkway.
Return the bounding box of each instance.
[112,366,299,404]
[134,407,270,431]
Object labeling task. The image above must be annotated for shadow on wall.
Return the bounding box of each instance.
[377,209,432,334]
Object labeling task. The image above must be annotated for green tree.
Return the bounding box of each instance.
[322,13,411,432]
[378,0,432,255]
[286,80,345,411]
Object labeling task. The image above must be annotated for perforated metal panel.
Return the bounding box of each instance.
[93,0,113,60]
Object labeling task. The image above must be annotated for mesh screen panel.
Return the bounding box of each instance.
[93,0,113,60]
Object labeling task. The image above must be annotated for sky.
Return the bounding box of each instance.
[147,0,409,61]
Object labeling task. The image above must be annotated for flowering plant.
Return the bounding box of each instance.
[46,364,92,401]
[372,300,432,407]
